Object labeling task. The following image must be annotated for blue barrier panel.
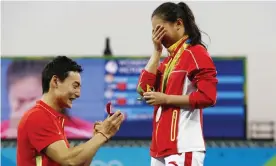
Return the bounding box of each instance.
[2,147,275,166]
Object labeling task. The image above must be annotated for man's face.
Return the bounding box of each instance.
[55,71,81,108]
[8,76,42,123]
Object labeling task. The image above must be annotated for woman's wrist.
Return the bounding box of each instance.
[163,94,170,105]
[153,49,162,56]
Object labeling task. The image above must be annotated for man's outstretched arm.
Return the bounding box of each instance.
[29,111,123,166]
[45,133,106,166]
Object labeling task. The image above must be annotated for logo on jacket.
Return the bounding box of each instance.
[168,161,178,166]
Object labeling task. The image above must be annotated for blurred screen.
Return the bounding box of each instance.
[1,57,246,139]
[103,57,246,139]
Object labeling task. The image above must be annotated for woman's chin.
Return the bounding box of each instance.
[162,40,172,48]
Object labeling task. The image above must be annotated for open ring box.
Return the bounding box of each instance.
[106,102,114,116]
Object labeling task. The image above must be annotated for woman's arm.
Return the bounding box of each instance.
[143,46,218,109]
[165,68,217,109]
[144,50,162,74]
[137,24,167,95]
[144,68,217,109]
[137,51,166,95]
[166,46,218,109]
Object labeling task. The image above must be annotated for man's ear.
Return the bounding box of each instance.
[50,75,59,89]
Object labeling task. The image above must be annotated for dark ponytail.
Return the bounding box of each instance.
[177,2,204,47]
[152,2,207,48]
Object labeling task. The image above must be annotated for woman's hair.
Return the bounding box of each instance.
[152,2,207,48]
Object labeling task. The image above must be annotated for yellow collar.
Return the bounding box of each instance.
[167,35,188,55]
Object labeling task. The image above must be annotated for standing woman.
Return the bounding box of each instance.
[137,2,218,166]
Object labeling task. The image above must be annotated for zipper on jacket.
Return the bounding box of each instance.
[155,121,160,157]
[170,110,178,141]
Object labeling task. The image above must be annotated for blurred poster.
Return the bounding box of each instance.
[1,58,105,139]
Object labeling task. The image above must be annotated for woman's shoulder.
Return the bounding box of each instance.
[188,44,207,52]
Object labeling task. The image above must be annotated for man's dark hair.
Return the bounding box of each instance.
[6,59,49,90]
[42,56,83,94]
[152,2,207,48]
